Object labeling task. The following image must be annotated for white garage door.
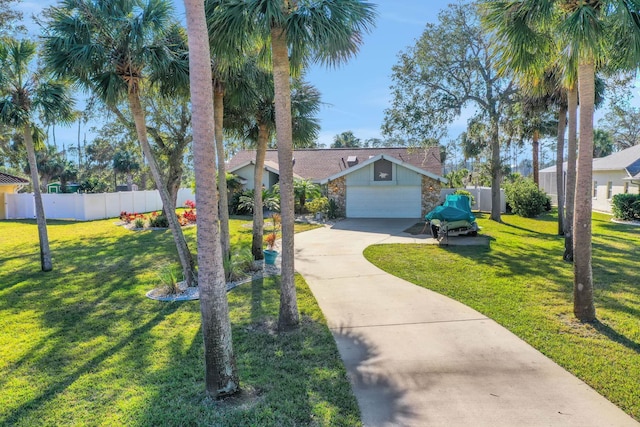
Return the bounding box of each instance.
[346,186,421,218]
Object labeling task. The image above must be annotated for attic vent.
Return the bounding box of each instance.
[347,156,358,167]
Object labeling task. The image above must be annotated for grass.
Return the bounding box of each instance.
[364,210,640,421]
[0,217,358,426]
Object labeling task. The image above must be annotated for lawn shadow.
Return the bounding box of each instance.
[1,304,180,426]
[592,320,640,355]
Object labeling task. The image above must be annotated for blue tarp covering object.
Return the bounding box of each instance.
[425,194,476,223]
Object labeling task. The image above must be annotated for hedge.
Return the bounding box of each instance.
[611,193,640,220]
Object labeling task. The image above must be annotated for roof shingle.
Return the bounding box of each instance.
[0,172,29,185]
[227,147,443,181]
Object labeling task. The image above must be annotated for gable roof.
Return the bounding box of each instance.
[319,153,447,184]
[227,147,443,182]
[0,172,29,185]
[592,144,640,176]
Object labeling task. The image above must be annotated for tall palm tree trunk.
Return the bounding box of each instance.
[573,62,596,322]
[556,104,567,236]
[564,86,578,261]
[214,85,231,260]
[532,129,540,185]
[271,25,299,331]
[252,122,268,260]
[127,90,196,287]
[184,0,238,398]
[24,123,53,272]
[490,116,502,222]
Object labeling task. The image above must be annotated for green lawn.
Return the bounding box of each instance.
[364,211,640,421]
[0,217,359,426]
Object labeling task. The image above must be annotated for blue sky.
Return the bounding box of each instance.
[19,0,464,150]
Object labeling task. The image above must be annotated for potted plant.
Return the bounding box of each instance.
[263,232,278,265]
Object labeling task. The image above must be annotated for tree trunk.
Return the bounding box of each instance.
[556,103,567,236]
[214,84,231,260]
[573,62,596,322]
[127,90,196,287]
[24,123,53,272]
[184,0,239,398]
[490,116,502,222]
[532,129,540,185]
[166,151,184,209]
[126,172,134,191]
[252,122,269,260]
[564,86,578,261]
[271,25,300,331]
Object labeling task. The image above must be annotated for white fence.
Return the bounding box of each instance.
[440,186,506,213]
[5,188,195,221]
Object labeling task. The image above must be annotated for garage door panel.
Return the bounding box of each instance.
[346,186,421,218]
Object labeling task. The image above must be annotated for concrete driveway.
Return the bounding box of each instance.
[294,218,638,427]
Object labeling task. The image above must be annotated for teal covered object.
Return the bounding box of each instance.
[425,194,475,223]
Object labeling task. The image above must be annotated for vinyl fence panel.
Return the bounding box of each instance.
[3,189,196,221]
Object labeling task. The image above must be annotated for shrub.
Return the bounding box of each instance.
[612,193,640,220]
[504,177,550,218]
[134,217,145,228]
[223,246,255,282]
[327,198,341,219]
[148,212,169,228]
[306,196,329,215]
[156,265,182,295]
[184,199,196,209]
[234,189,280,214]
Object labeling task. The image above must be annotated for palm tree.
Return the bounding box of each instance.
[484,0,640,322]
[209,0,376,330]
[112,149,140,191]
[224,64,320,260]
[294,179,321,213]
[43,0,196,287]
[0,38,75,271]
[183,0,239,398]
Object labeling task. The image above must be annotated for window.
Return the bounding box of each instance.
[373,159,393,181]
[593,181,598,198]
[607,181,613,199]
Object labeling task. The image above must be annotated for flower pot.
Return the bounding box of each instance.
[264,249,278,265]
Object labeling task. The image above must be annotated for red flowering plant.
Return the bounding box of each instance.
[184,200,196,209]
[120,211,144,224]
[264,232,277,251]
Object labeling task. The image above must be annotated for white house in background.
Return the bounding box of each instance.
[539,144,640,213]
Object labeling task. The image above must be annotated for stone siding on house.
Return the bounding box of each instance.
[328,176,346,217]
[422,176,442,216]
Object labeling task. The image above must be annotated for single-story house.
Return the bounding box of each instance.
[1,172,29,220]
[539,144,640,213]
[227,147,446,218]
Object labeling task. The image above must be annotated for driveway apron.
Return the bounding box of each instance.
[294,218,638,427]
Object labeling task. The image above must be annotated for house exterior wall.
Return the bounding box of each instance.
[0,184,21,220]
[233,164,274,190]
[538,170,559,204]
[592,170,639,213]
[327,176,346,216]
[345,163,421,186]
[331,163,440,218]
[421,176,442,216]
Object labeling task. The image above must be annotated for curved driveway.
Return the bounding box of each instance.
[294,218,638,427]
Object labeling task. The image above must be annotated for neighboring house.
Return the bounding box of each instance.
[227,147,446,218]
[539,144,640,213]
[47,182,81,194]
[0,172,29,220]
